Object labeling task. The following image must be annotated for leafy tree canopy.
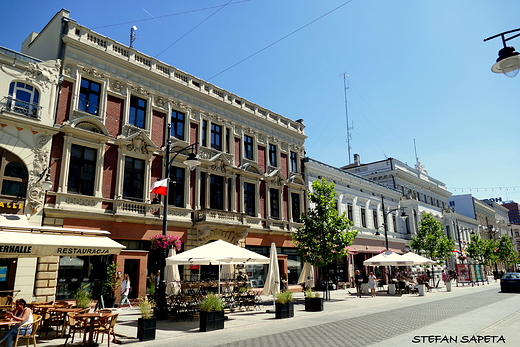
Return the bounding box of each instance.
[410,212,453,263]
[292,178,358,268]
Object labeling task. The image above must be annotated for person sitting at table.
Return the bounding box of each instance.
[237,271,248,281]
[0,299,33,347]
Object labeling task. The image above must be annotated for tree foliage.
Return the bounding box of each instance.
[410,212,454,263]
[292,178,358,268]
[497,235,519,266]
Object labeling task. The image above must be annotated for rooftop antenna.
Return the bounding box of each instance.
[342,73,353,164]
[130,26,138,48]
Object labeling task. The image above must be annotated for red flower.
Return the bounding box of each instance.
[149,235,182,250]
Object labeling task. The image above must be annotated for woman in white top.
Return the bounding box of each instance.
[120,274,132,308]
[368,272,377,297]
[0,298,33,347]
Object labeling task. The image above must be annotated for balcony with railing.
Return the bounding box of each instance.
[0,97,41,119]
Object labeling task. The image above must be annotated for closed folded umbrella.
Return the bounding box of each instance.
[298,262,315,290]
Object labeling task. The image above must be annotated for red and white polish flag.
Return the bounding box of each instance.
[150,178,168,196]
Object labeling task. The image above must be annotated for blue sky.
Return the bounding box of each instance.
[1,1,519,203]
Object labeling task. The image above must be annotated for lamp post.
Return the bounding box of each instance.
[484,28,520,78]
[374,195,408,289]
[456,222,464,264]
[156,123,200,319]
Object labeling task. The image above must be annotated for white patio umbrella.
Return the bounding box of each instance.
[363,250,414,266]
[401,252,437,265]
[166,239,269,294]
[298,262,315,290]
[165,248,181,294]
[262,243,280,310]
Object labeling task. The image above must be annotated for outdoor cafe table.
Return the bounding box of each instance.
[74,312,111,347]
[52,307,84,337]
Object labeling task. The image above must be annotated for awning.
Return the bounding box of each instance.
[0,214,125,258]
[0,231,125,258]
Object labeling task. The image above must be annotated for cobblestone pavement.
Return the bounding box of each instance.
[214,287,511,347]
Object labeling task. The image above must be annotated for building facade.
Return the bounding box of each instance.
[20,9,307,299]
[0,46,62,300]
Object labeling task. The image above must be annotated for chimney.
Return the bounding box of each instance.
[353,154,360,166]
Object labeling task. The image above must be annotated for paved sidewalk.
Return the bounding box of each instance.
[37,279,498,347]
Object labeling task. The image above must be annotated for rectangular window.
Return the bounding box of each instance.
[68,144,96,196]
[129,95,146,128]
[290,151,297,172]
[168,166,185,207]
[269,144,277,167]
[171,110,185,140]
[347,204,353,221]
[244,135,253,160]
[291,193,301,223]
[200,172,206,208]
[123,157,145,201]
[202,120,207,147]
[78,78,101,115]
[225,128,230,154]
[373,210,378,229]
[210,175,224,210]
[392,215,397,232]
[270,188,280,219]
[244,182,255,217]
[361,208,366,228]
[211,123,222,151]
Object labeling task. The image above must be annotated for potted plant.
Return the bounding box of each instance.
[103,263,121,308]
[137,295,156,341]
[275,290,294,319]
[199,293,225,332]
[304,290,323,312]
[74,285,92,309]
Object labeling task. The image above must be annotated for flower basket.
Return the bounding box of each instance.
[149,235,182,250]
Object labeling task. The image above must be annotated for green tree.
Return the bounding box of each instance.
[465,234,486,264]
[497,235,519,267]
[410,212,454,263]
[292,178,358,269]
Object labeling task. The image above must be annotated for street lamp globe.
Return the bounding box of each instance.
[491,46,520,78]
[183,152,201,171]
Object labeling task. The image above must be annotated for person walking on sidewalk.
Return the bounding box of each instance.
[355,270,363,297]
[120,274,132,308]
[368,272,377,297]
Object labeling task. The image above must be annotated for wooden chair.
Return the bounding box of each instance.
[62,309,89,346]
[93,313,118,347]
[14,314,41,347]
[0,296,13,311]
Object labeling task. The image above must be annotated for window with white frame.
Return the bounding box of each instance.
[129,95,146,128]
[361,208,366,228]
[123,156,145,201]
[168,166,185,207]
[210,174,224,210]
[290,151,297,172]
[171,110,185,140]
[244,135,254,160]
[244,181,255,217]
[269,144,277,167]
[211,123,222,151]
[68,144,96,196]
[291,192,301,222]
[78,78,101,115]
[0,149,27,198]
[270,188,280,219]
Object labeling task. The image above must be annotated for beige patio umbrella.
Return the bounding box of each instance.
[165,248,181,294]
[298,262,315,290]
[262,243,280,310]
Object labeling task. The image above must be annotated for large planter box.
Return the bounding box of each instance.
[137,317,156,341]
[304,297,324,312]
[275,302,294,319]
[199,310,225,332]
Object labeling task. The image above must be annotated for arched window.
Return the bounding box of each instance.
[0,149,27,198]
[8,82,40,117]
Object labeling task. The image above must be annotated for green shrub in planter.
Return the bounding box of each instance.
[74,285,92,309]
[199,294,225,332]
[275,291,294,319]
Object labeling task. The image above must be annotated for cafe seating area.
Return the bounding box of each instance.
[166,280,261,320]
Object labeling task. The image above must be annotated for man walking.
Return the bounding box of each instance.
[355,270,363,297]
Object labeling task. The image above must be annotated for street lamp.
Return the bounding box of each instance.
[484,28,520,78]
[155,123,200,319]
[374,195,408,289]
